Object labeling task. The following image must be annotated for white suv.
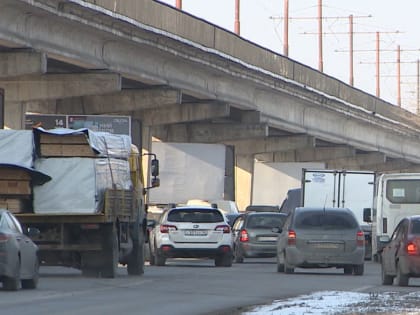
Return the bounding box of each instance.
[149,206,233,267]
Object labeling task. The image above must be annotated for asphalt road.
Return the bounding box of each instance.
[0,258,419,315]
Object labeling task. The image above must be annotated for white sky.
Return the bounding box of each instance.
[158,0,420,114]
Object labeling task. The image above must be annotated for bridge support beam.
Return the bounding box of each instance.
[0,51,47,78]
[326,152,386,170]
[255,146,355,163]
[151,123,269,142]
[227,135,316,155]
[0,73,121,102]
[54,88,182,114]
[134,103,230,126]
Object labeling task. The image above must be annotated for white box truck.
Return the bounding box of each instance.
[301,169,376,260]
[363,173,420,262]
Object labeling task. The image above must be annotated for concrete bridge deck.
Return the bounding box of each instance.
[1,0,420,207]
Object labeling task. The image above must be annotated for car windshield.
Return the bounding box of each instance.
[168,209,224,223]
[247,214,285,229]
[295,211,357,230]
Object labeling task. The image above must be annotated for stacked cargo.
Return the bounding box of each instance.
[32,128,133,214]
[0,130,51,213]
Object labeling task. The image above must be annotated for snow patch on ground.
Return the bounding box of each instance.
[243,290,420,315]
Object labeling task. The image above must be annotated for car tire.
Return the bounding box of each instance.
[21,257,39,289]
[234,246,244,263]
[353,264,364,276]
[215,253,233,267]
[284,253,294,274]
[381,261,394,285]
[276,254,284,273]
[343,266,353,275]
[395,261,409,286]
[155,250,166,266]
[149,243,156,266]
[3,258,20,291]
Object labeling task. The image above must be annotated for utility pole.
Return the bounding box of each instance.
[349,15,354,86]
[234,0,240,35]
[318,0,323,71]
[283,0,289,56]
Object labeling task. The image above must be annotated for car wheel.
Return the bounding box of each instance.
[381,261,394,285]
[149,243,156,266]
[234,246,244,263]
[283,252,294,274]
[353,264,364,276]
[21,257,40,289]
[3,258,20,291]
[215,253,233,267]
[155,250,166,266]
[395,261,409,286]
[343,266,353,275]
[276,253,284,273]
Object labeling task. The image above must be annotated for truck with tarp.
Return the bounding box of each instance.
[0,127,159,278]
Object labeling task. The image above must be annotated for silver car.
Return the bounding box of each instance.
[0,209,40,290]
[232,212,287,263]
[276,207,365,275]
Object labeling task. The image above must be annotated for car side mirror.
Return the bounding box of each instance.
[363,208,372,223]
[151,158,159,177]
[379,235,391,243]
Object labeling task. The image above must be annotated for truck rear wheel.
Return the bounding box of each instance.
[101,224,119,278]
[127,231,145,275]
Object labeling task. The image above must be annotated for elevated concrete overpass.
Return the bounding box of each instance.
[1,0,420,208]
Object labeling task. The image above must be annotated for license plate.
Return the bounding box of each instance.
[258,236,278,242]
[312,243,340,249]
[184,230,207,236]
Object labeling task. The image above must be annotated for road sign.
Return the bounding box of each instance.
[68,115,131,135]
[24,114,131,135]
[25,114,66,130]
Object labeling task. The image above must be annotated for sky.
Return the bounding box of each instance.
[243,290,420,315]
[157,0,420,114]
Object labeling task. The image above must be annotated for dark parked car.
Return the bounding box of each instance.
[381,215,420,286]
[0,209,40,290]
[276,207,365,275]
[232,212,287,263]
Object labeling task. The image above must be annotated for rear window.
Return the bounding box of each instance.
[168,209,224,223]
[247,214,286,229]
[294,211,358,229]
[411,220,420,234]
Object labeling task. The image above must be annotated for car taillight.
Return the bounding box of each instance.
[239,229,249,242]
[160,224,177,233]
[356,230,365,247]
[407,242,418,255]
[215,225,231,234]
[0,234,10,243]
[287,230,296,246]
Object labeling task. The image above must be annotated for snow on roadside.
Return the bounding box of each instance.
[243,290,420,315]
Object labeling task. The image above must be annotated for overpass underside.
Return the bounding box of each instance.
[1,0,420,209]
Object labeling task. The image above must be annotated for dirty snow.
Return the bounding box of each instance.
[243,290,420,315]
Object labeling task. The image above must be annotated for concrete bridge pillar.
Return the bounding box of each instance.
[235,154,254,211]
